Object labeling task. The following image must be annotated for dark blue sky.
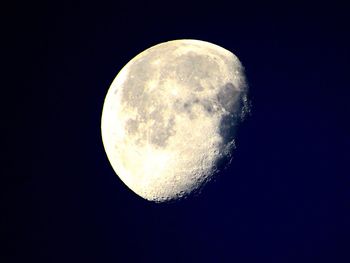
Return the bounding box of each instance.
[3,1,349,262]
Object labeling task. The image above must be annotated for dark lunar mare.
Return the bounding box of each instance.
[215,82,249,171]
[218,83,244,143]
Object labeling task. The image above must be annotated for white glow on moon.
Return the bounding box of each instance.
[101,39,250,202]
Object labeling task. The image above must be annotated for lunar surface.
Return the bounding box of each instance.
[101,39,250,202]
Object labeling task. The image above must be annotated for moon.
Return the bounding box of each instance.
[101,39,250,202]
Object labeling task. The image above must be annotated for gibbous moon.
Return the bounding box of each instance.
[101,39,250,202]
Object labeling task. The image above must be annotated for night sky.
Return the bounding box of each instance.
[3,1,350,262]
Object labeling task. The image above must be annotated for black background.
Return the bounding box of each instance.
[3,1,350,262]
